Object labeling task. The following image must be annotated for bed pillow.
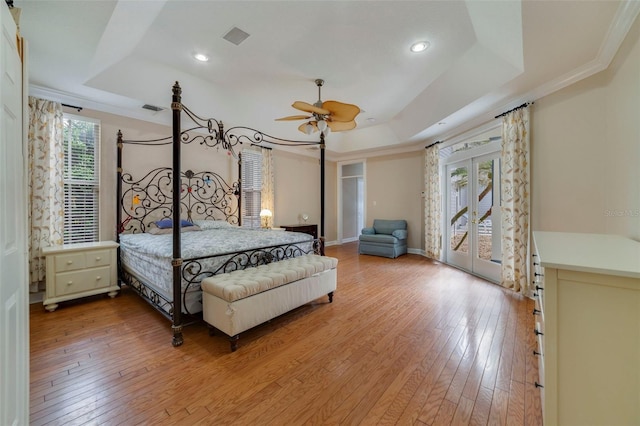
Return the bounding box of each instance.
[147,225,201,235]
[192,219,234,230]
[155,218,194,229]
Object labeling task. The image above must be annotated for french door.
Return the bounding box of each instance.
[445,151,501,282]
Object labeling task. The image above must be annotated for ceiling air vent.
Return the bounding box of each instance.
[223,27,250,46]
[142,104,164,112]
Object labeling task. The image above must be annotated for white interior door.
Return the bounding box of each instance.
[445,152,501,282]
[0,4,29,424]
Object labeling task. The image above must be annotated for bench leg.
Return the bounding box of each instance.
[328,291,334,303]
[229,334,239,352]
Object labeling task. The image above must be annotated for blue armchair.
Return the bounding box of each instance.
[358,219,408,258]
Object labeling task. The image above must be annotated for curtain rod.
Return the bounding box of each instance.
[424,140,442,149]
[62,103,83,112]
[495,101,533,119]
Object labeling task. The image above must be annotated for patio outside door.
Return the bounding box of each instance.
[446,151,501,282]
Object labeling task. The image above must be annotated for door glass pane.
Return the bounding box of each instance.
[449,165,468,253]
[476,159,494,260]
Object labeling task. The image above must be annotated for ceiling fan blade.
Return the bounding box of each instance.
[327,120,357,132]
[292,101,330,116]
[275,115,312,121]
[322,100,361,122]
[298,121,318,134]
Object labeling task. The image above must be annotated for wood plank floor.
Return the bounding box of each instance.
[30,242,542,425]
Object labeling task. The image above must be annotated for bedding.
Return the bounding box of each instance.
[119,227,314,314]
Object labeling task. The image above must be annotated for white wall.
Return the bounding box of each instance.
[365,152,424,251]
[531,13,640,240]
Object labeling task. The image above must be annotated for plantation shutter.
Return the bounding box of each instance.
[241,149,262,228]
[63,115,100,244]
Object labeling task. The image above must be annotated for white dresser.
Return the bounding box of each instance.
[42,241,119,312]
[533,232,640,425]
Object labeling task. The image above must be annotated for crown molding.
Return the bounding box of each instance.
[510,0,640,108]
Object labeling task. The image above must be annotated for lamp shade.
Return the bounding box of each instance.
[259,209,272,218]
[304,123,314,135]
[317,119,327,133]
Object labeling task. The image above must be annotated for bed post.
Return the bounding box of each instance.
[236,152,241,227]
[116,130,123,285]
[171,82,184,347]
[116,130,123,243]
[319,132,325,256]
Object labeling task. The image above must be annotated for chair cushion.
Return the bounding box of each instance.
[359,233,398,244]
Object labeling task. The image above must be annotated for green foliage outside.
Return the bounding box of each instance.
[63,119,97,181]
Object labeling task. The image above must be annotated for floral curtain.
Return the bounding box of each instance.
[500,106,530,294]
[28,97,64,292]
[261,147,274,219]
[424,144,441,259]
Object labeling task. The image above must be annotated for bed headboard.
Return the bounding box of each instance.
[119,167,239,234]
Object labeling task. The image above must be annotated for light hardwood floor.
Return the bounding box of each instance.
[29,242,543,425]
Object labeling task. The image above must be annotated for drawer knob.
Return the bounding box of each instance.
[534,272,544,277]
[67,260,73,265]
[533,350,542,356]
[96,276,102,280]
[95,257,101,261]
[535,382,544,389]
[533,308,541,315]
[534,329,544,336]
[536,286,543,291]
[67,281,73,286]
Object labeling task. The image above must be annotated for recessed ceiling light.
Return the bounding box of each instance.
[410,41,430,53]
[194,53,209,62]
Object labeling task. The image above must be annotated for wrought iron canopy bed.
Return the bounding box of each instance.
[116,82,328,347]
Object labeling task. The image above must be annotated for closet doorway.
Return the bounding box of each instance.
[444,140,501,283]
[338,161,365,243]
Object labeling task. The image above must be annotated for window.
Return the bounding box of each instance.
[241,149,262,228]
[63,115,100,244]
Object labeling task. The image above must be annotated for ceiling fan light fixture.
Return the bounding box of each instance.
[317,119,327,133]
[410,41,430,53]
[304,122,314,135]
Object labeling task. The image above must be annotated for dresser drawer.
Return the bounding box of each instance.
[54,266,111,296]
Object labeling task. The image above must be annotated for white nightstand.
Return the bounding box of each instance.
[42,241,119,312]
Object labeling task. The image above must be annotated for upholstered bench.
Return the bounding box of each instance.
[201,254,338,351]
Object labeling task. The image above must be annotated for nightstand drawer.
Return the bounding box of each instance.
[86,249,112,268]
[55,266,111,296]
[55,252,86,272]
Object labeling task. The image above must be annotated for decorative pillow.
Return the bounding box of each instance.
[147,225,201,235]
[192,219,234,230]
[155,218,194,229]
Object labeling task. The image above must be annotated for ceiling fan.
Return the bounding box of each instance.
[276,79,360,135]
